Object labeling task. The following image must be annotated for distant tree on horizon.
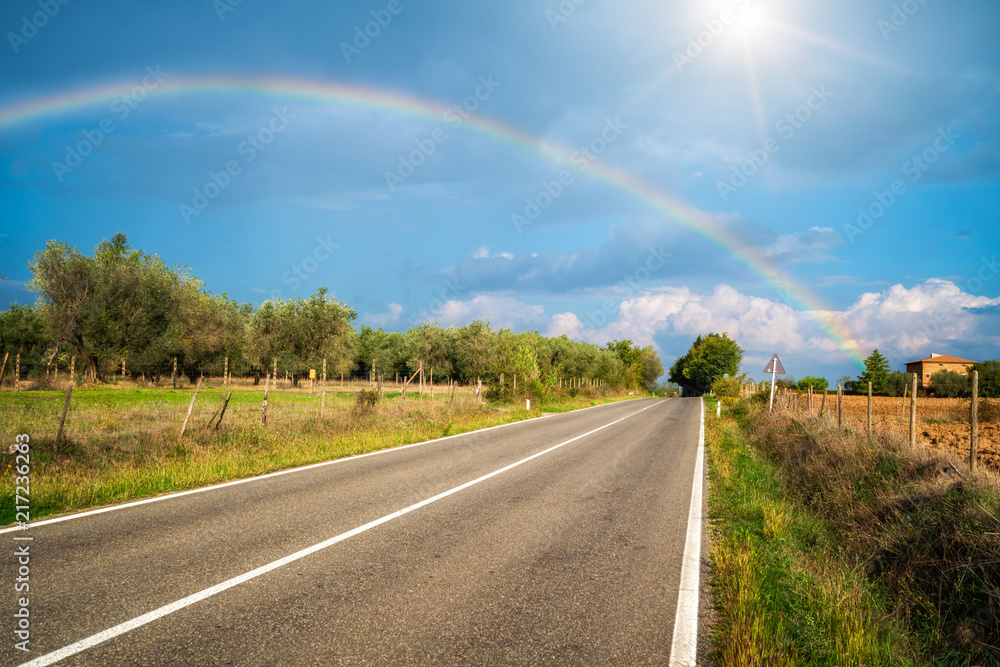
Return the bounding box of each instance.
[797,376,829,392]
[858,349,891,395]
[669,333,743,396]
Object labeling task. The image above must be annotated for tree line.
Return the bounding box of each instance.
[0,234,664,394]
[666,337,1000,400]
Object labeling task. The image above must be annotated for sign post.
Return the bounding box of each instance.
[763,354,786,412]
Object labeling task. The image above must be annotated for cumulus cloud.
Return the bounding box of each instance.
[414,295,546,330]
[840,278,1000,362]
[570,284,831,353]
[361,302,404,327]
[556,279,1000,367]
[545,312,584,339]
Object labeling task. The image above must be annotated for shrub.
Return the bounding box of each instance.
[711,373,746,399]
[797,376,828,392]
[931,369,969,398]
[352,389,380,418]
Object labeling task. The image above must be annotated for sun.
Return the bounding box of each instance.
[733,5,775,46]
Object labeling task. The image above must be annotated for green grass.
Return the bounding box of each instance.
[708,400,1000,665]
[707,405,917,665]
[0,383,634,525]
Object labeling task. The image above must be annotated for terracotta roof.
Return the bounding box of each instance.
[904,355,977,365]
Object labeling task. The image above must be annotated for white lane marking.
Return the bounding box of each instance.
[669,397,705,667]
[0,398,642,535]
[19,401,664,667]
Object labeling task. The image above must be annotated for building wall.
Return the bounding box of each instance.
[905,361,974,389]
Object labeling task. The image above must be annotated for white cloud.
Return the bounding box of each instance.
[545,312,583,339]
[361,302,404,327]
[415,295,546,330]
[471,246,514,260]
[840,279,1000,360]
[556,279,1000,366]
[765,227,844,264]
[570,284,828,353]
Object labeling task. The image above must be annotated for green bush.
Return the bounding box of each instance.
[931,369,969,397]
[352,389,380,417]
[711,374,745,399]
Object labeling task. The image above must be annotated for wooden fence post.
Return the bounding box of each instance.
[837,383,843,429]
[224,357,229,387]
[179,377,202,440]
[70,356,76,385]
[970,370,979,471]
[15,354,20,391]
[262,373,270,425]
[450,380,456,404]
[430,368,433,401]
[55,382,73,451]
[273,358,277,389]
[0,351,8,388]
[909,373,918,449]
[808,386,813,414]
[867,381,873,435]
[820,388,827,416]
[172,357,177,389]
[321,359,327,418]
[901,381,907,418]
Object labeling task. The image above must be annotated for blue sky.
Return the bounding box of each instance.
[1,0,998,385]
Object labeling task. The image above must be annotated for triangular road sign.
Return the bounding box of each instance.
[763,354,785,375]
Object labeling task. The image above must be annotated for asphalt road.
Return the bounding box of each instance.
[3,397,705,666]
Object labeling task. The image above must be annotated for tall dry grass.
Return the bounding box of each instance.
[1,383,594,524]
[744,403,1000,663]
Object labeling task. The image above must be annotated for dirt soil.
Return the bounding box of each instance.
[915,422,1000,470]
[796,394,999,471]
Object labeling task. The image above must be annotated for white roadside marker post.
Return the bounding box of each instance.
[763,354,785,413]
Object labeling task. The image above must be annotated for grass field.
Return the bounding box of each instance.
[0,381,639,525]
[707,398,1000,665]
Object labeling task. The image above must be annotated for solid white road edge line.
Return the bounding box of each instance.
[19,400,664,667]
[669,397,705,667]
[0,397,644,535]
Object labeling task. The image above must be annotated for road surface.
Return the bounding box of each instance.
[3,397,707,666]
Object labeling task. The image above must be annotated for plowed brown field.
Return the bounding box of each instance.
[785,394,999,471]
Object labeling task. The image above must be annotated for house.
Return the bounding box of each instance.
[904,353,976,389]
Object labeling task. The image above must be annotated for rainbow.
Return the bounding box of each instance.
[0,75,865,368]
